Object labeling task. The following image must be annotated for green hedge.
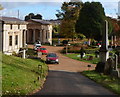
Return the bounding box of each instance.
[61,48,99,54]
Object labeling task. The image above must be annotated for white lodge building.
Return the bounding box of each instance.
[0,17,53,55]
[0,17,27,55]
[26,19,52,45]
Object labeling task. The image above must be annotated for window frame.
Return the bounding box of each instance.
[15,35,18,45]
[9,36,12,46]
[10,24,12,29]
[18,24,20,29]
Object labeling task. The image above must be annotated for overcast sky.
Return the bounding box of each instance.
[0,0,119,20]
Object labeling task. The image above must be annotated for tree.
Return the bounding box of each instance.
[75,2,106,42]
[56,1,83,39]
[60,19,76,39]
[0,4,3,10]
[52,25,60,38]
[25,13,42,21]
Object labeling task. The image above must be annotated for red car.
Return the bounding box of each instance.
[37,47,48,55]
[46,53,59,64]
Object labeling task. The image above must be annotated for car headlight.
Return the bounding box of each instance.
[56,59,58,62]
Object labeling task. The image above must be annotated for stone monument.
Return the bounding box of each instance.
[99,20,109,63]
[95,20,109,72]
[111,54,120,78]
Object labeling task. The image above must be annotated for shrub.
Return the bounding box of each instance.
[61,48,99,54]
[62,40,68,45]
[72,43,81,47]
[45,42,50,45]
[77,34,86,40]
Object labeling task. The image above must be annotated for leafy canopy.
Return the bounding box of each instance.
[75,2,106,41]
[25,13,42,21]
[56,1,83,38]
[0,4,3,10]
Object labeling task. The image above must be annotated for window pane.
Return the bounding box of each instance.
[18,25,20,29]
[15,35,18,45]
[10,24,12,29]
[9,36,12,46]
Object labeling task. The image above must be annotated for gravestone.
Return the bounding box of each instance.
[111,54,120,78]
[104,58,114,75]
[38,52,42,58]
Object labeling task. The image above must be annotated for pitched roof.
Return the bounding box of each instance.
[46,19,61,25]
[30,19,52,25]
[0,17,27,24]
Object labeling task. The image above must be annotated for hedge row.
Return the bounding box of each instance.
[61,49,99,54]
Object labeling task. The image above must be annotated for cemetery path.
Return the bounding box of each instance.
[28,45,116,96]
[40,45,96,72]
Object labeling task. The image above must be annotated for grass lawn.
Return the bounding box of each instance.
[65,53,99,64]
[1,53,48,96]
[82,70,120,95]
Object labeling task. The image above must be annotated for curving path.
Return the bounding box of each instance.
[29,45,117,96]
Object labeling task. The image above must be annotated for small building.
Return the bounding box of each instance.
[26,19,52,45]
[0,17,27,55]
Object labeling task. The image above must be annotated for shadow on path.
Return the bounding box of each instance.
[33,70,117,96]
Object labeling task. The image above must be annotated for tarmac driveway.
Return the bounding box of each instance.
[31,45,117,96]
[41,46,96,72]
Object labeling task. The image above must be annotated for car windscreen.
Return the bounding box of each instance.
[47,54,57,57]
[40,48,46,50]
[36,45,41,47]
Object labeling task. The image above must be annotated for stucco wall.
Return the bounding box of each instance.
[41,24,52,45]
[3,24,27,54]
[27,23,52,45]
[0,21,3,51]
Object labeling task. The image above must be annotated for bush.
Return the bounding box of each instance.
[61,48,99,54]
[45,42,50,45]
[12,51,17,56]
[61,50,80,53]
[85,49,99,54]
[72,43,81,47]
[52,39,58,45]
[77,34,86,40]
[62,40,68,45]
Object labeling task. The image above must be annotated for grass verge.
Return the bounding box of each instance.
[82,70,120,95]
[64,53,99,64]
[1,53,48,96]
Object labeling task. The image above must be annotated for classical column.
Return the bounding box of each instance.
[24,30,27,47]
[33,29,35,43]
[42,29,45,43]
[12,32,15,51]
[26,30,29,43]
[40,29,43,42]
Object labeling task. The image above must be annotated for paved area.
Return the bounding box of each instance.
[28,45,117,96]
[40,46,96,72]
[34,70,116,95]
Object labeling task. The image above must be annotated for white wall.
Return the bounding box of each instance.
[41,24,52,45]
[3,24,27,54]
[0,21,3,51]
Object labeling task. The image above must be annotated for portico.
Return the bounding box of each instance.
[26,19,52,45]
